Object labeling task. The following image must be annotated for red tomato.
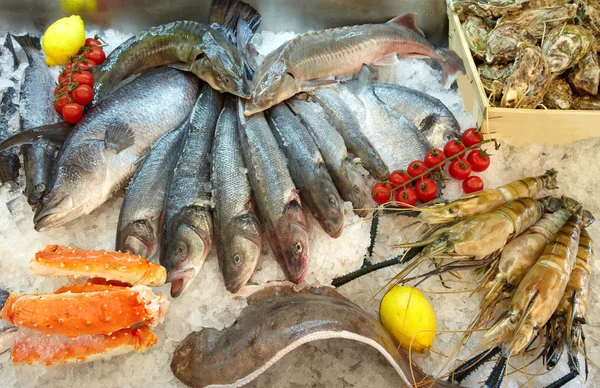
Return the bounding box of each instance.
[54,82,70,97]
[72,85,94,105]
[54,95,70,114]
[406,160,428,178]
[62,103,84,124]
[72,71,94,87]
[394,186,418,208]
[58,70,72,84]
[467,149,491,172]
[86,47,106,65]
[448,159,472,180]
[69,59,97,71]
[371,182,392,204]
[424,149,446,172]
[415,178,438,202]
[461,128,484,147]
[85,38,102,47]
[388,170,411,188]
[463,176,484,193]
[444,139,466,159]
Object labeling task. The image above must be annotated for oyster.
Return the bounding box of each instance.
[568,50,600,95]
[576,0,600,36]
[542,25,595,75]
[501,43,551,108]
[450,0,530,19]
[528,0,571,7]
[463,16,493,59]
[486,23,536,63]
[542,78,573,109]
[479,63,514,104]
[497,4,578,39]
[572,95,600,109]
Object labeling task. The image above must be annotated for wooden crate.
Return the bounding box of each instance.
[447,9,600,146]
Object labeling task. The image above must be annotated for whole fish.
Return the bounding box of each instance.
[212,98,262,293]
[116,124,186,262]
[0,37,20,184]
[34,67,199,231]
[266,103,345,238]
[369,82,461,145]
[92,19,248,105]
[237,103,309,283]
[310,88,389,180]
[12,34,63,207]
[286,97,368,217]
[244,13,465,115]
[161,84,223,297]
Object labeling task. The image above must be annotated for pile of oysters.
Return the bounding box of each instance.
[450,0,600,110]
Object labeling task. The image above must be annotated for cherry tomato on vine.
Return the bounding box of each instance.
[58,70,72,84]
[406,160,428,178]
[86,47,106,65]
[72,71,95,87]
[388,170,411,188]
[61,103,83,124]
[54,95,70,114]
[463,176,484,193]
[461,128,484,147]
[395,186,418,208]
[85,37,102,47]
[444,139,466,159]
[467,149,491,172]
[424,149,446,172]
[371,182,392,204]
[415,178,438,202]
[449,159,472,180]
[72,85,94,105]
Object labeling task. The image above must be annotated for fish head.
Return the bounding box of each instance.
[344,164,369,217]
[118,219,158,259]
[272,197,309,283]
[244,60,297,115]
[219,213,262,293]
[311,166,345,238]
[164,206,213,298]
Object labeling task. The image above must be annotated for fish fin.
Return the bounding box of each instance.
[104,123,135,153]
[373,53,399,66]
[168,62,193,72]
[3,34,20,70]
[209,0,261,42]
[0,123,73,152]
[299,78,339,92]
[387,13,425,38]
[435,48,466,87]
[237,18,258,79]
[344,64,372,95]
[10,34,41,65]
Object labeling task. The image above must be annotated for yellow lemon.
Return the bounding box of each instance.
[42,15,86,66]
[379,285,436,353]
[60,0,97,14]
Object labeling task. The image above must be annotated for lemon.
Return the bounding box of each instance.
[42,15,86,66]
[379,285,436,353]
[60,0,97,14]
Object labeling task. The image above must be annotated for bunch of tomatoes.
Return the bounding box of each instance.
[53,37,107,124]
[371,128,492,207]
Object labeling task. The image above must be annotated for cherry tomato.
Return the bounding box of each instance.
[463,176,484,193]
[467,149,491,172]
[85,37,102,47]
[388,170,411,188]
[461,128,484,147]
[72,85,94,105]
[371,182,392,204]
[68,59,97,71]
[448,159,472,180]
[86,47,106,65]
[415,178,438,202]
[444,139,466,159]
[406,160,428,178]
[54,82,70,97]
[424,149,446,172]
[58,69,72,84]
[54,95,70,114]
[62,103,84,124]
[72,71,94,87]
[394,186,418,208]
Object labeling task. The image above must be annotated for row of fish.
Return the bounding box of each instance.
[0,0,466,296]
[452,0,600,109]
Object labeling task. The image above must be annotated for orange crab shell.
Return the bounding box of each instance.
[31,245,166,287]
[1,285,169,338]
[11,326,158,366]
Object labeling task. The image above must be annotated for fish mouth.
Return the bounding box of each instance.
[34,205,77,232]
[166,263,196,298]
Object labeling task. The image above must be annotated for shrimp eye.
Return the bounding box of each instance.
[294,242,303,253]
[232,253,243,266]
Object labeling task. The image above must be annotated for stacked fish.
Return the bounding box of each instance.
[451,0,600,110]
[0,0,466,297]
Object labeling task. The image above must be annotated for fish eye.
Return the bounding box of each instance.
[217,75,222,82]
[328,196,337,206]
[294,242,303,254]
[352,184,361,194]
[232,253,243,266]
[34,183,46,193]
[175,243,187,257]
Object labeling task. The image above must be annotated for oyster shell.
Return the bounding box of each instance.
[463,16,493,59]
[572,95,600,109]
[576,0,600,36]
[501,43,551,108]
[486,23,537,63]
[450,0,530,19]
[542,77,573,109]
[568,50,600,95]
[542,25,595,75]
[497,4,578,39]
[528,0,571,7]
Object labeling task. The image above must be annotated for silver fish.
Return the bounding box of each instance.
[162,83,223,297]
[12,34,63,207]
[237,102,309,283]
[34,67,199,231]
[266,103,345,238]
[0,37,20,184]
[245,13,465,115]
[212,98,262,293]
[116,123,186,262]
[310,88,389,180]
[286,97,368,217]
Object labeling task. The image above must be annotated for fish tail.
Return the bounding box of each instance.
[3,34,20,70]
[10,34,41,65]
[435,48,465,87]
[209,0,261,39]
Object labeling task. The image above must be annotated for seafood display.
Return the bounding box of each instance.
[452,0,600,109]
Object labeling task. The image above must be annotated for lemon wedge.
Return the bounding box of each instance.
[379,285,436,353]
[42,15,86,66]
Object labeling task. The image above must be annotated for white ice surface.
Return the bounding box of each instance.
[0,29,598,388]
